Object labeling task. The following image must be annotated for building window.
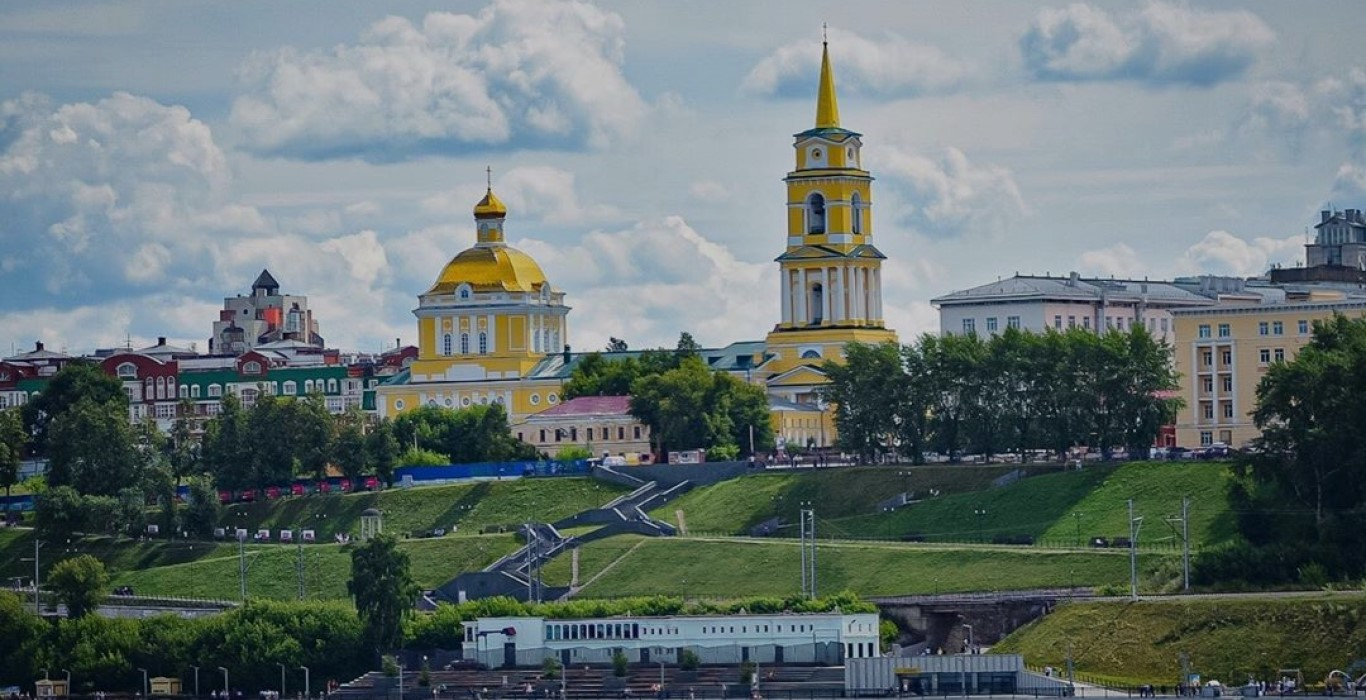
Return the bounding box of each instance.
[1083,317,1092,330]
[618,426,625,440]
[530,393,541,406]
[305,379,315,393]
[283,381,297,395]
[1198,324,1211,339]
[1259,349,1271,364]
[478,332,488,355]
[986,317,998,333]
[443,334,452,355]
[1007,316,1020,329]
[1068,316,1076,328]
[1217,323,1230,338]
[1221,375,1233,392]
[328,379,338,393]
[191,385,201,399]
[633,426,641,439]
[1221,350,1232,365]
[116,362,137,379]
[1161,318,1169,332]
[243,361,261,374]
[807,193,826,234]
[1258,321,1268,336]
[1054,315,1062,329]
[1222,402,1234,419]
[1201,351,1212,367]
[1274,348,1285,362]
[208,384,222,398]
[1201,377,1213,393]
[1298,319,1309,335]
[962,318,976,334]
[460,333,470,354]
[1272,321,1284,336]
[179,384,189,399]
[851,192,863,234]
[1200,431,1213,446]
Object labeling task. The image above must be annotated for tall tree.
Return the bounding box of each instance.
[21,362,127,455]
[183,475,222,539]
[366,420,400,487]
[348,534,419,653]
[822,342,905,463]
[294,394,336,481]
[167,399,199,484]
[47,554,110,619]
[333,409,369,483]
[605,337,629,352]
[46,397,141,496]
[201,394,251,490]
[0,409,26,500]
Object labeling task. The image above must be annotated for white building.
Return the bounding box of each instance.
[930,272,1273,344]
[463,612,880,669]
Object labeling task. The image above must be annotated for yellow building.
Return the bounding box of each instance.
[376,40,894,452]
[1171,298,1366,448]
[762,39,898,406]
[374,184,571,420]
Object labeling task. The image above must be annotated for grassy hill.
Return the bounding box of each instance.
[109,533,521,601]
[653,465,1066,535]
[222,477,626,539]
[553,535,1164,598]
[993,594,1366,686]
[818,462,1234,549]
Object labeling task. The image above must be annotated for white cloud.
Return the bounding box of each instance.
[744,27,966,98]
[229,1,648,161]
[1077,243,1148,278]
[515,216,776,349]
[1176,230,1303,277]
[689,180,731,202]
[874,147,1027,238]
[1020,2,1274,86]
[421,165,620,225]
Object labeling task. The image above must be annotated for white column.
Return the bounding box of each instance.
[833,265,845,323]
[781,269,792,323]
[851,266,863,321]
[796,268,808,324]
[822,267,832,324]
[873,268,883,321]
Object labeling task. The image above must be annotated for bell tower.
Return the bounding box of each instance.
[763,37,898,393]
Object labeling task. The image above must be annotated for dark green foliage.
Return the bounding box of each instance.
[47,554,109,618]
[184,475,222,538]
[612,650,629,677]
[34,485,88,541]
[392,403,537,465]
[1201,314,1366,583]
[366,420,400,486]
[0,591,44,685]
[629,356,773,457]
[22,362,127,456]
[824,328,1180,464]
[678,649,700,671]
[349,534,419,652]
[0,409,26,499]
[46,397,143,496]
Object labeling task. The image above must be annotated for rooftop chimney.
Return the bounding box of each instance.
[34,341,44,352]
[563,344,571,364]
[157,336,167,346]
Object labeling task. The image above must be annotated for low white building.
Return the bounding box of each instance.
[463,612,881,669]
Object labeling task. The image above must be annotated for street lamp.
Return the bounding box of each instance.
[278,663,287,696]
[138,668,149,698]
[657,661,666,697]
[62,670,71,694]
[218,667,229,698]
[191,666,200,698]
[298,666,310,700]
[962,625,974,654]
[973,508,987,541]
[1072,511,1085,548]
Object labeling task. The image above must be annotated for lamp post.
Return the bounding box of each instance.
[1072,511,1085,548]
[398,664,405,700]
[962,624,974,654]
[218,667,229,698]
[191,666,200,698]
[62,670,71,694]
[657,661,665,698]
[973,508,987,541]
[277,663,287,697]
[299,666,310,700]
[138,668,149,698]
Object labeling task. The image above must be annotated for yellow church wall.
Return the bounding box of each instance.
[507,315,526,352]
[418,318,437,359]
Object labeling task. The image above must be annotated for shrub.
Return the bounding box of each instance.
[397,448,450,468]
[678,649,700,671]
[555,446,592,462]
[706,444,740,462]
[542,656,562,680]
[739,660,756,685]
[612,650,629,677]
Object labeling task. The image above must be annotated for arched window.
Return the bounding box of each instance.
[807,193,826,235]
[145,377,154,398]
[543,329,551,353]
[478,332,488,355]
[801,349,822,359]
[179,384,189,399]
[810,283,824,324]
[443,333,452,355]
[116,362,137,379]
[327,379,338,393]
[460,333,470,354]
[191,385,201,399]
[208,384,222,398]
[851,192,863,234]
[283,381,297,395]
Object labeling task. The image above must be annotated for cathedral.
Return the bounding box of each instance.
[373,41,896,442]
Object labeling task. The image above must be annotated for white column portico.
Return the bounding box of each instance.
[822,267,833,324]
[781,270,793,323]
[797,268,808,324]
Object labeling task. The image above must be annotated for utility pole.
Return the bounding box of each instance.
[238,532,247,602]
[1128,499,1144,600]
[296,534,305,600]
[799,509,808,597]
[32,538,41,615]
[799,506,817,599]
[1163,496,1191,591]
[1072,511,1085,548]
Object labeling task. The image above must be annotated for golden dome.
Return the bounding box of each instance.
[473,188,507,219]
[425,245,548,295]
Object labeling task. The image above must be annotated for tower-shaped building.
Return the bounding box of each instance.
[763,40,898,402]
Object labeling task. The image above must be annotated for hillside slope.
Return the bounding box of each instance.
[994,594,1366,686]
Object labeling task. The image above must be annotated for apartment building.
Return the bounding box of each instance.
[1170,298,1366,448]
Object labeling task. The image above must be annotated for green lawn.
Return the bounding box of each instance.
[110,533,521,601]
[222,477,626,540]
[0,527,248,582]
[566,535,1162,598]
[655,465,1066,535]
[826,462,1234,549]
[993,594,1366,687]
[541,535,646,587]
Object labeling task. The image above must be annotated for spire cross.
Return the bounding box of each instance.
[485,165,492,190]
[822,22,828,44]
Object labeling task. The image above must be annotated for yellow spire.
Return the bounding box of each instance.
[815,31,840,129]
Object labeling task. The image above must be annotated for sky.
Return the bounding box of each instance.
[3,0,1366,357]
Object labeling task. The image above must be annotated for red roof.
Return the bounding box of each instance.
[535,395,632,418]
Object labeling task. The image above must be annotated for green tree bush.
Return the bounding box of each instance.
[47,554,110,618]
